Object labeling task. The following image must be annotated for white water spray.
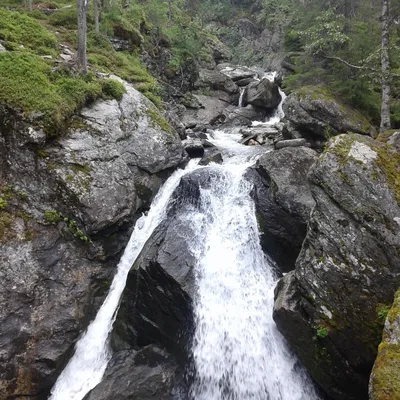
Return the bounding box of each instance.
[238,87,245,107]
[49,160,200,400]
[187,133,319,400]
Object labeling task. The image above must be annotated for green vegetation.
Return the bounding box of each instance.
[315,324,329,339]
[0,8,56,55]
[43,209,91,242]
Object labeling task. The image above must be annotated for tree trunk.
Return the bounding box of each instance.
[380,0,391,132]
[94,0,100,33]
[28,0,32,11]
[77,0,88,73]
[168,0,172,21]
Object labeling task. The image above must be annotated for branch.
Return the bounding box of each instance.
[322,55,373,71]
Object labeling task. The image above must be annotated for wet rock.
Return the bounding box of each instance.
[84,346,178,400]
[275,138,307,149]
[221,105,266,128]
[283,87,376,149]
[273,134,400,400]
[243,78,282,110]
[199,148,223,165]
[182,138,204,158]
[250,146,317,272]
[369,288,400,400]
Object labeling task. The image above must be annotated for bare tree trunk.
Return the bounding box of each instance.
[380,0,391,132]
[28,0,32,11]
[77,0,88,73]
[168,0,172,21]
[94,0,100,33]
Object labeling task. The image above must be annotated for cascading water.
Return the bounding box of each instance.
[238,87,245,107]
[50,68,317,400]
[49,159,201,400]
[185,133,319,400]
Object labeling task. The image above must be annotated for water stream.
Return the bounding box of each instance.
[50,71,318,400]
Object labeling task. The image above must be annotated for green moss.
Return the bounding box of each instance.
[375,145,400,206]
[101,79,126,101]
[0,53,105,134]
[0,212,12,241]
[43,210,62,224]
[371,342,400,400]
[377,304,391,322]
[0,9,57,56]
[145,107,171,132]
[330,135,356,165]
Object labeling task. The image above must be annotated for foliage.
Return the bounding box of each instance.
[0,8,57,55]
[101,79,125,101]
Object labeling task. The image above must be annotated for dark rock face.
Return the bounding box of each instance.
[199,148,223,165]
[283,87,376,149]
[273,135,400,400]
[0,79,186,398]
[221,105,266,128]
[84,346,178,400]
[243,78,282,110]
[249,146,317,272]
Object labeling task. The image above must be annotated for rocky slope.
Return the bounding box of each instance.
[0,79,186,398]
[273,134,400,400]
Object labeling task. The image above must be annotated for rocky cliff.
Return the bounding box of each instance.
[0,79,186,398]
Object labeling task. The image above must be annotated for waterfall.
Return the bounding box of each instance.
[49,159,201,400]
[238,87,245,107]
[49,69,316,400]
[185,133,319,400]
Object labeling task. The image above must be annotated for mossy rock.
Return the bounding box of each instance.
[370,289,400,400]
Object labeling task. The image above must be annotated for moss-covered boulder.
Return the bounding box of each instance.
[369,289,400,400]
[273,134,400,400]
[282,87,376,149]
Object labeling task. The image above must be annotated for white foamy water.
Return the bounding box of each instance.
[49,160,200,400]
[187,132,319,400]
[238,87,245,107]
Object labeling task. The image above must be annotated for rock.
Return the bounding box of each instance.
[275,138,307,149]
[369,288,400,400]
[217,65,258,81]
[243,78,282,110]
[273,134,400,400]
[181,95,227,128]
[0,78,186,397]
[221,105,266,128]
[199,148,223,165]
[204,36,233,64]
[195,69,239,105]
[249,146,317,272]
[60,53,72,61]
[84,346,178,400]
[235,77,256,87]
[282,87,376,149]
[111,169,220,354]
[387,131,400,150]
[182,138,204,158]
[0,43,7,52]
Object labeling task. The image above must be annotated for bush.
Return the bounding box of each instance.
[101,79,126,101]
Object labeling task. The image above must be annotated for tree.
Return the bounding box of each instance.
[380,0,391,132]
[94,0,100,33]
[28,0,32,11]
[77,0,88,72]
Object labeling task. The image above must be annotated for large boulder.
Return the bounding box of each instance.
[217,64,258,82]
[0,79,186,398]
[194,69,239,105]
[282,87,376,149]
[369,288,400,400]
[181,95,228,128]
[84,346,178,400]
[273,134,400,400]
[249,146,317,272]
[243,78,282,110]
[221,105,267,128]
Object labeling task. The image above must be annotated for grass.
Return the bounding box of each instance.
[0,8,57,56]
